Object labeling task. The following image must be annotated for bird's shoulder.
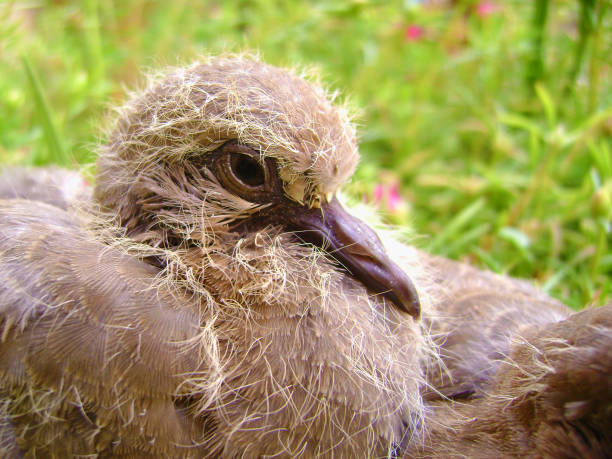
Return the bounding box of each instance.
[0,199,208,457]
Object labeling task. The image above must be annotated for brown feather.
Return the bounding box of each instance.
[420,252,571,401]
[1,55,610,458]
[0,201,208,456]
[410,304,612,458]
[0,56,427,457]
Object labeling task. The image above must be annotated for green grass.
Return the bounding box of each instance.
[1,0,610,308]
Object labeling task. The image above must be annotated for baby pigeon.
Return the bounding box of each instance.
[0,56,429,457]
[1,56,610,458]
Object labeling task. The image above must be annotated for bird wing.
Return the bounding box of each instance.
[411,304,612,458]
[0,200,208,457]
[420,252,571,400]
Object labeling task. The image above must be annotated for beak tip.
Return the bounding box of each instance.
[407,298,421,319]
[385,286,421,319]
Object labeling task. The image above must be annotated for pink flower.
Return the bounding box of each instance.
[404,25,424,42]
[373,184,385,202]
[477,2,499,18]
[371,182,405,214]
[387,184,402,212]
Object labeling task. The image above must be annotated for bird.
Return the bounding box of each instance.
[418,252,572,402]
[0,55,430,458]
[1,55,610,458]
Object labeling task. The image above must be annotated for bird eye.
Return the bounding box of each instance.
[214,142,275,201]
[230,154,265,188]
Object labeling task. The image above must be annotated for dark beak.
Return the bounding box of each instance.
[282,197,420,318]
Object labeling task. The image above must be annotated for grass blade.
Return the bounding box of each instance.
[21,55,67,165]
[526,0,550,87]
[429,198,486,253]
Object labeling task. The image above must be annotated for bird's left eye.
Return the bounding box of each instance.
[230,154,265,188]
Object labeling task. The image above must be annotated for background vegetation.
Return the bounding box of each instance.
[1,0,610,308]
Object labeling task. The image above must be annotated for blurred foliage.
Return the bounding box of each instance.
[1,0,611,308]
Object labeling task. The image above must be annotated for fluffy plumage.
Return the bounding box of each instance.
[95,56,358,238]
[0,56,428,457]
[408,254,611,457]
[0,166,90,210]
[412,300,612,458]
[0,55,610,458]
[420,253,570,401]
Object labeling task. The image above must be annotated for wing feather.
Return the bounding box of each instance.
[0,200,209,456]
[420,252,571,400]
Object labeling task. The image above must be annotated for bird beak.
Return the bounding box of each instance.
[284,197,421,318]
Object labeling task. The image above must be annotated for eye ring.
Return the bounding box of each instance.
[215,142,273,200]
[229,153,266,188]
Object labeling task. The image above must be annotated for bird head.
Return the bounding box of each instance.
[94,55,429,456]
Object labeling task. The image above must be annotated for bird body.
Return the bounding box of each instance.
[0,55,610,458]
[412,254,611,458]
[420,252,571,401]
[0,197,427,457]
[0,56,428,457]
